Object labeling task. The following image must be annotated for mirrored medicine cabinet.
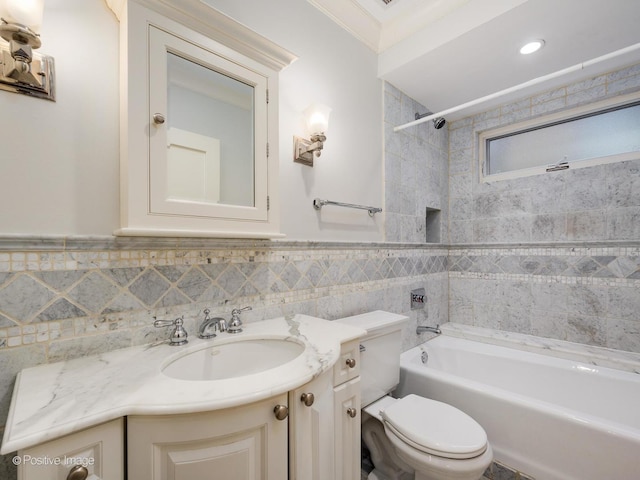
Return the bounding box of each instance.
[115,0,296,238]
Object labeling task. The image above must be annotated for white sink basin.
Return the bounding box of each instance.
[162,338,306,381]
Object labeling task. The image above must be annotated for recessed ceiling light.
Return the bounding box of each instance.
[520,40,545,55]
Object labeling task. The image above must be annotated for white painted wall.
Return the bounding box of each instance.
[0,0,120,235]
[197,0,385,241]
[0,0,384,241]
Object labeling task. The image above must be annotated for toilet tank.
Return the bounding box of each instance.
[336,311,408,407]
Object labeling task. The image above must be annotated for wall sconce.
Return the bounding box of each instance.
[294,103,331,167]
[0,0,55,101]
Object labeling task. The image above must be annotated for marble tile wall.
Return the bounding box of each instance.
[445,62,640,356]
[0,239,449,475]
[449,244,640,352]
[448,63,640,244]
[384,82,449,243]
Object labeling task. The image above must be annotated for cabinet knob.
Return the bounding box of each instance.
[346,407,357,418]
[300,392,315,407]
[274,404,289,421]
[152,113,166,125]
[67,465,89,480]
[345,358,356,368]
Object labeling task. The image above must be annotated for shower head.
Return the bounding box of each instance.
[432,116,446,129]
[415,111,446,129]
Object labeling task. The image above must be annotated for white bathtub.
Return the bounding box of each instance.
[395,335,640,480]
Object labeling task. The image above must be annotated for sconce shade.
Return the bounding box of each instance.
[0,0,45,33]
[294,103,331,167]
[304,103,331,135]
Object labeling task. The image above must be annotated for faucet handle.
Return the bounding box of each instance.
[231,306,252,317]
[154,316,188,346]
[228,306,251,334]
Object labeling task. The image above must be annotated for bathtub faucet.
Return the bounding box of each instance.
[416,324,441,335]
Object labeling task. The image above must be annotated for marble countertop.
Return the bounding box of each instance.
[1,314,365,454]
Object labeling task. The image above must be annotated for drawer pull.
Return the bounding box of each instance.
[274,404,289,420]
[346,407,357,418]
[300,392,315,407]
[345,358,356,368]
[67,465,89,480]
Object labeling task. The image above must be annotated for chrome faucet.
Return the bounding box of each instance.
[416,324,441,335]
[227,306,252,334]
[153,315,188,346]
[198,308,227,339]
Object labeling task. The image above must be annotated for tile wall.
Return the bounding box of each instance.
[384,82,449,243]
[446,61,640,355]
[449,244,640,351]
[448,63,640,244]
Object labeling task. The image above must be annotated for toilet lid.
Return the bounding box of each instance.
[380,394,487,460]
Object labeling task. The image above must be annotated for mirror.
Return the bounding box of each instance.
[166,52,255,207]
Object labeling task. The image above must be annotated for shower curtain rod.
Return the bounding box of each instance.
[393,42,640,132]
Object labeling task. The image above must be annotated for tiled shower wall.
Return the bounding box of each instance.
[449,245,640,351]
[448,62,640,243]
[0,239,448,475]
[384,82,449,243]
[447,61,640,351]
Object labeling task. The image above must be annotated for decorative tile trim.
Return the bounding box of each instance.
[449,245,640,280]
[0,243,448,349]
[0,235,452,252]
[449,271,640,287]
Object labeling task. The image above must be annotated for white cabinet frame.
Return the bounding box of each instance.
[116,0,296,238]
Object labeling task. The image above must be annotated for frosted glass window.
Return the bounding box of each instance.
[485,102,640,176]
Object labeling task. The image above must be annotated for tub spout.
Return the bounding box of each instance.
[417,324,441,335]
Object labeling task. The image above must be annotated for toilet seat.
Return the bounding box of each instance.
[380,394,487,460]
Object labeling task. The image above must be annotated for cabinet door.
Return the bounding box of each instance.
[128,394,288,480]
[333,378,361,480]
[289,371,334,480]
[148,26,268,222]
[18,419,123,480]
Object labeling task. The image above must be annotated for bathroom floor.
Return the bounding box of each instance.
[361,463,533,480]
[360,442,533,480]
[360,470,492,480]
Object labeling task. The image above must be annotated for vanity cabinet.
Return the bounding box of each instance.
[333,340,362,480]
[13,356,360,480]
[17,419,123,480]
[127,394,288,479]
[116,0,295,238]
[289,339,361,480]
[8,321,365,480]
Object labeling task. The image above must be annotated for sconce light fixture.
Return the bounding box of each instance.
[294,103,331,167]
[0,0,55,101]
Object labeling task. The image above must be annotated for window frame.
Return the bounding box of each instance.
[478,91,640,183]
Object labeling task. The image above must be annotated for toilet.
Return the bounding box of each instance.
[337,311,493,480]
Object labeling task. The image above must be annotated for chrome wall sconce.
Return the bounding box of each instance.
[0,0,55,101]
[294,103,331,167]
